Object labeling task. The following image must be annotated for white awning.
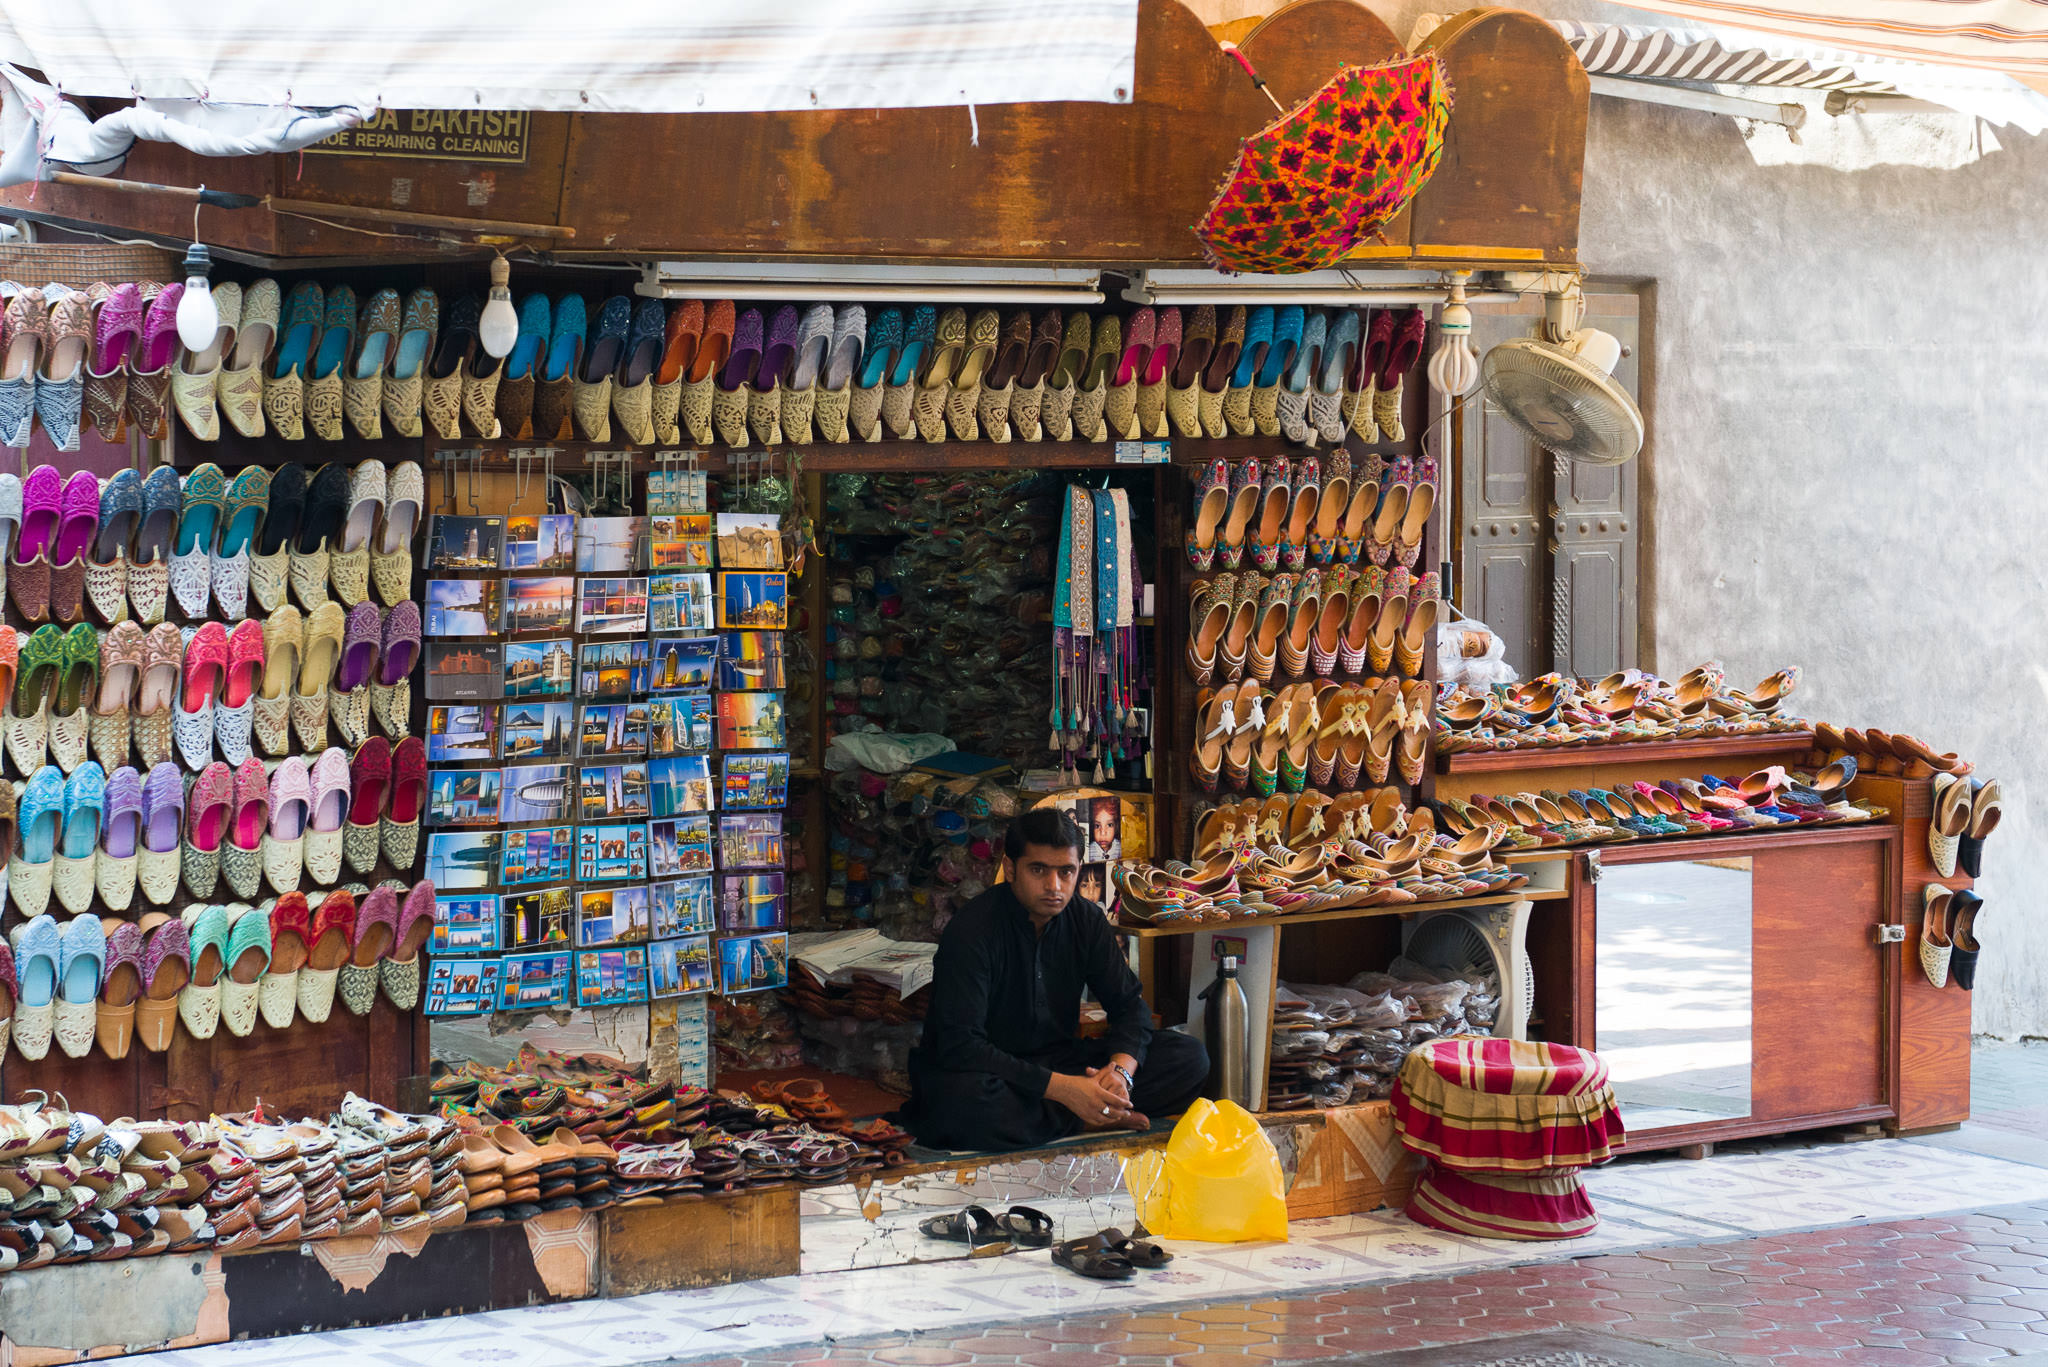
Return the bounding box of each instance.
[1560,16,2048,131]
[0,0,1138,112]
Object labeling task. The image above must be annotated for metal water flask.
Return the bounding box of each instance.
[1200,955,1251,1107]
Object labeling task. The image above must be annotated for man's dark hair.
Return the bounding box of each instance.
[1004,808,1085,861]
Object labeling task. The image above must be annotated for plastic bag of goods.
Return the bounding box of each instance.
[1125,1098,1290,1243]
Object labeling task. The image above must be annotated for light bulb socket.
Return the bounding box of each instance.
[182,242,213,281]
[489,255,510,289]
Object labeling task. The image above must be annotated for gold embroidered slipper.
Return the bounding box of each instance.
[912,307,968,443]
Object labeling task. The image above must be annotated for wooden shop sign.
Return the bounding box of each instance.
[307,110,531,164]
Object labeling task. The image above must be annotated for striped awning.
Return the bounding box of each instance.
[1563,16,2048,129]
[0,0,1138,111]
[1608,2,2048,90]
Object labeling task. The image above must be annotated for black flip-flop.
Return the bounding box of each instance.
[918,1204,1009,1249]
[992,1205,1055,1248]
[1052,1234,1134,1281]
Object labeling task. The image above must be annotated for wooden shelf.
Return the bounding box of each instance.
[1436,730,1814,775]
[1120,886,1566,938]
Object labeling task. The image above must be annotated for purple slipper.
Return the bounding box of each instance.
[337,601,382,691]
[14,464,59,564]
[269,755,311,839]
[378,601,420,687]
[719,309,764,391]
[103,765,143,858]
[90,285,143,379]
[757,305,800,389]
[141,761,185,854]
[138,285,184,374]
[52,471,100,568]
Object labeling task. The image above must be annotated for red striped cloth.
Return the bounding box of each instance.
[1405,1161,1600,1241]
[1392,1036,1624,1175]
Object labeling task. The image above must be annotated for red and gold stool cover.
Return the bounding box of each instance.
[1392,1036,1625,1175]
[1406,1162,1600,1241]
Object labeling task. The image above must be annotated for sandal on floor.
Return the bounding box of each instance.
[1051,1233,1135,1280]
[991,1205,1055,1248]
[1093,1224,1173,1267]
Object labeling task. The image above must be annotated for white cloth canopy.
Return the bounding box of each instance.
[1561,18,2048,131]
[0,0,1138,111]
[0,66,370,186]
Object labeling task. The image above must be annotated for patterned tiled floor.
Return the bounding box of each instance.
[103,1042,2048,1366]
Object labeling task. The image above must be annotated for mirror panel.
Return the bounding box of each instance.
[1595,857,1753,1131]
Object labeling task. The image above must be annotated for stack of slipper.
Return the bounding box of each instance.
[331,1121,388,1235]
[0,1104,217,1269]
[214,1111,319,1246]
[334,1092,462,1232]
[611,1141,700,1205]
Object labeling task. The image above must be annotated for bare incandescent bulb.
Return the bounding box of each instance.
[174,242,219,352]
[478,255,519,358]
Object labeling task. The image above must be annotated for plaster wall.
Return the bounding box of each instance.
[1182,0,2048,1035]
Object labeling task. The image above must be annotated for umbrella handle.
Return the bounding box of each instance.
[1218,41,1287,115]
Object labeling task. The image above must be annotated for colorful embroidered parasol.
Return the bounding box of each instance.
[1196,48,1454,276]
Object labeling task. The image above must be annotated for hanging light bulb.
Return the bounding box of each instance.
[478,254,519,358]
[174,242,219,352]
[1426,269,1480,398]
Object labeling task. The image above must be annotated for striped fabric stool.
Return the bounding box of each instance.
[1391,1036,1624,1240]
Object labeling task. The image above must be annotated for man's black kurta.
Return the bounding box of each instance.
[901,883,1209,1151]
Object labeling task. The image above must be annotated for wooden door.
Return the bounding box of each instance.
[1459,288,1642,677]
[1751,839,1890,1121]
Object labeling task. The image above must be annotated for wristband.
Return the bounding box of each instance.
[1113,1065,1134,1091]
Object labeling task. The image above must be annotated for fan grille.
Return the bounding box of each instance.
[1482,338,1644,467]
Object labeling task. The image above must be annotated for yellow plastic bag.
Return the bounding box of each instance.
[1125,1098,1289,1243]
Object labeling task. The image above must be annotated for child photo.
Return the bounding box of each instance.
[577,577,649,635]
[426,515,504,571]
[432,894,499,953]
[646,693,715,755]
[1077,863,1108,906]
[648,936,713,998]
[717,571,788,629]
[648,754,715,817]
[719,813,785,868]
[505,513,576,571]
[427,767,501,827]
[579,639,651,698]
[427,831,500,890]
[1077,795,1122,862]
[428,704,499,762]
[498,951,572,1010]
[502,701,574,760]
[500,827,575,888]
[502,639,575,699]
[649,635,719,690]
[651,877,716,937]
[425,643,502,700]
[718,933,789,995]
[575,515,648,574]
[503,576,577,635]
[425,579,502,636]
[501,884,575,947]
[499,763,574,824]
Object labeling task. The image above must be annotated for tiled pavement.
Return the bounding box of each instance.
[114,1042,2048,1366]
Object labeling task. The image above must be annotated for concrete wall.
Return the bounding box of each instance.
[1181,0,2048,1036]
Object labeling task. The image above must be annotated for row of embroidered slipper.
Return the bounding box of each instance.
[2,743,425,922]
[0,882,435,1068]
[0,607,416,783]
[0,462,423,637]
